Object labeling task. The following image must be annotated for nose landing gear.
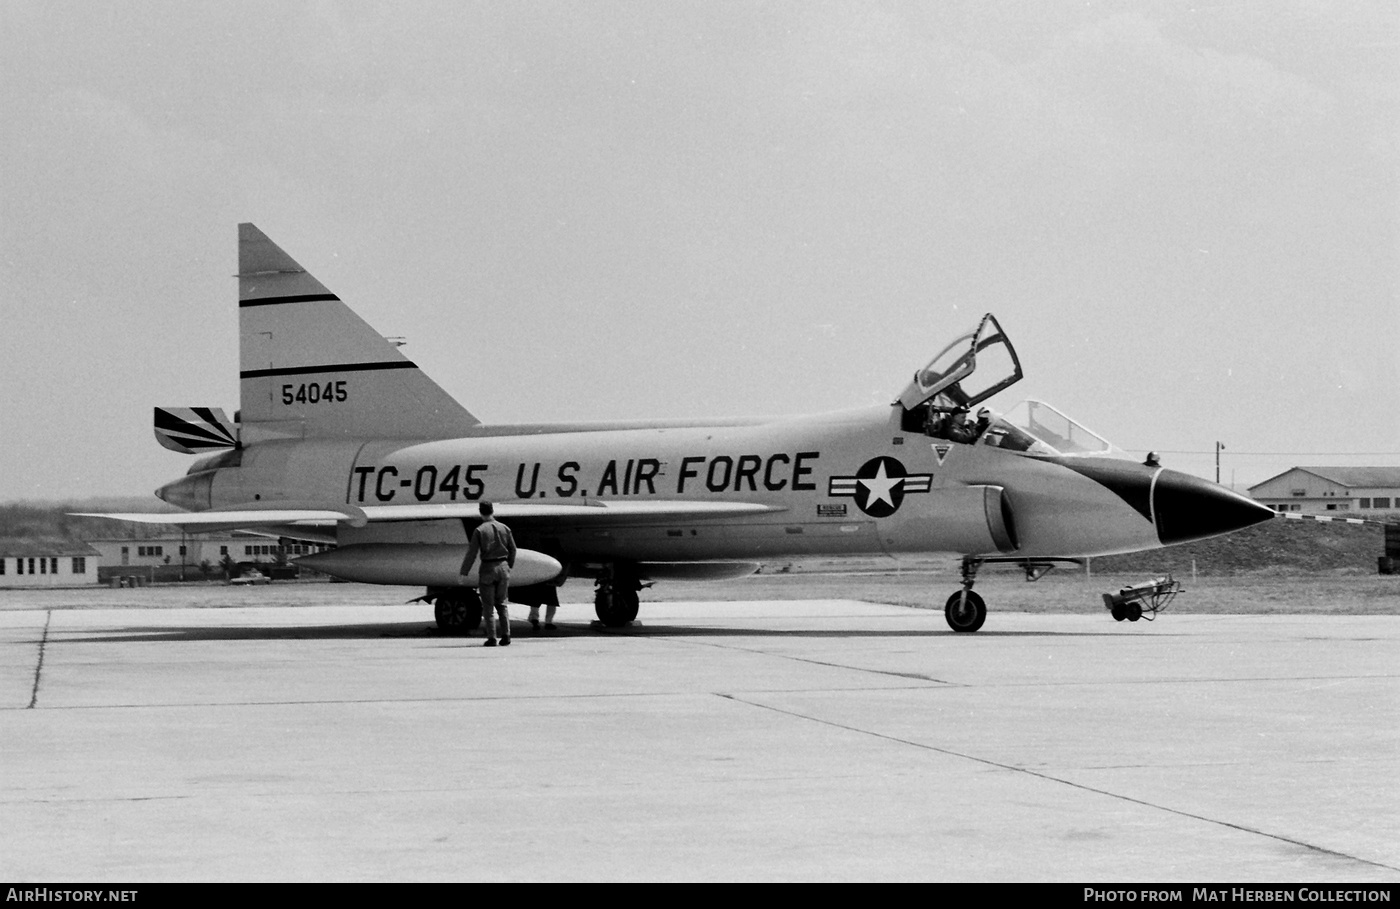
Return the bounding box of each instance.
[945,557,987,632]
[941,556,1084,632]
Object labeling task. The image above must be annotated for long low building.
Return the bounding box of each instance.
[85,534,333,580]
[0,533,333,588]
[85,534,327,569]
[0,540,100,587]
[1249,467,1400,516]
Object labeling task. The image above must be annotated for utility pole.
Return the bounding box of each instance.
[1216,441,1224,484]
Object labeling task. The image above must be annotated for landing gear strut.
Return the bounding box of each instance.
[944,557,987,633]
[594,564,641,627]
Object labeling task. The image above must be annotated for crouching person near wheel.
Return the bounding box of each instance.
[460,501,517,647]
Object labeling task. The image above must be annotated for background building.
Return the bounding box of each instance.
[0,540,100,587]
[1249,467,1400,517]
[85,533,331,582]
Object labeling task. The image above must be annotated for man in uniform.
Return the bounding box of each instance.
[460,501,517,647]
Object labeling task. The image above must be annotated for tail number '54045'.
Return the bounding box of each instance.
[282,381,348,405]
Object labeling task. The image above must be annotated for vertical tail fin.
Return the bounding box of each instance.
[238,224,479,442]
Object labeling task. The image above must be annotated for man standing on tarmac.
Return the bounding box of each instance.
[460,501,517,647]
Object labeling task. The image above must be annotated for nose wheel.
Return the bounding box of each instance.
[945,557,987,632]
[944,589,986,632]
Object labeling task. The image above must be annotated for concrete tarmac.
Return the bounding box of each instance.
[0,589,1396,882]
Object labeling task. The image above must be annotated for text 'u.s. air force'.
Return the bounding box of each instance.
[351,452,820,503]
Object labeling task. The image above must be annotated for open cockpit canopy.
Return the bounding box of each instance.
[897,313,1023,412]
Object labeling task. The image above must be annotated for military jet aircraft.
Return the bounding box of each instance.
[83,224,1274,633]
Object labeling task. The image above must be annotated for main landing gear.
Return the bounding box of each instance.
[416,587,483,632]
[945,557,987,633]
[593,564,642,628]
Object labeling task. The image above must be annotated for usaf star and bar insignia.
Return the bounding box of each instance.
[827,456,933,517]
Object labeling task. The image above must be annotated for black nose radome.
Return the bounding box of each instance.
[1152,469,1275,545]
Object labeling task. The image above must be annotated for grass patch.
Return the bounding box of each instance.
[637,569,1400,616]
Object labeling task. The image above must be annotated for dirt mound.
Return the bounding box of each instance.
[1091,516,1387,575]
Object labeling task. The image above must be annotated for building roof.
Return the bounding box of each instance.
[0,538,101,558]
[84,533,247,544]
[1249,466,1400,492]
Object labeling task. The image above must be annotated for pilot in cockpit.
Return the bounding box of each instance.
[922,406,965,443]
[947,409,976,443]
[934,406,991,444]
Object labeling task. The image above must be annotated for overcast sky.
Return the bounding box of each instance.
[1,0,1395,501]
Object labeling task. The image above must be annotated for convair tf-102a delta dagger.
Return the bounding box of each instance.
[84,224,1274,632]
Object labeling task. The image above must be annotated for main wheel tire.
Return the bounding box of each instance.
[594,585,640,627]
[434,598,452,629]
[1111,603,1126,621]
[617,587,639,623]
[462,591,483,630]
[944,590,987,633]
[434,592,483,632]
[1126,602,1142,622]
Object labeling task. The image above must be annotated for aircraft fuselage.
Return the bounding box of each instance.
[163,403,1253,570]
